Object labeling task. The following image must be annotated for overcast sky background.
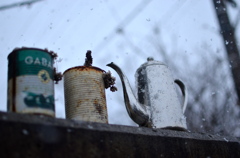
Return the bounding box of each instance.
[0,0,239,126]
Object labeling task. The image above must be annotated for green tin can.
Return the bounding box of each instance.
[7,48,59,117]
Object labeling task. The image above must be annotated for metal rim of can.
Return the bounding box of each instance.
[63,66,105,75]
[8,47,57,60]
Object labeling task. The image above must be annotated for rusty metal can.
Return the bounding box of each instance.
[7,48,56,117]
[63,66,108,123]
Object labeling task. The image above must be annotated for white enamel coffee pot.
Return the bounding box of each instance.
[107,57,188,130]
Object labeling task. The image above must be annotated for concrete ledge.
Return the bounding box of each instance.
[0,111,240,158]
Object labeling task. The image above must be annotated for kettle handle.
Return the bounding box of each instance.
[174,79,188,113]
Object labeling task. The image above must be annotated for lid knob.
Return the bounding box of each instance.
[147,57,154,61]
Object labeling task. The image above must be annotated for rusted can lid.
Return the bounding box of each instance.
[63,66,105,75]
[63,50,117,92]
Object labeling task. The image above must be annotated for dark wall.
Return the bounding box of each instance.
[0,112,239,158]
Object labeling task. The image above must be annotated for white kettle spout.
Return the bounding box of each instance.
[107,62,149,126]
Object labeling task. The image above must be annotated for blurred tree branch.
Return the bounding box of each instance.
[212,0,240,106]
[234,9,240,28]
[147,24,240,136]
[0,0,43,11]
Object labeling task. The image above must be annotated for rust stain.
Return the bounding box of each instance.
[100,90,106,100]
[93,99,103,115]
[77,100,82,105]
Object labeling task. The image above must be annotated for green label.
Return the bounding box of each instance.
[8,49,54,79]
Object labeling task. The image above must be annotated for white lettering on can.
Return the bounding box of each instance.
[42,58,47,66]
[48,61,51,68]
[25,56,52,68]
[34,58,41,65]
[25,56,33,64]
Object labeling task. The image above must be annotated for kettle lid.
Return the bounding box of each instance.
[140,57,165,68]
[136,57,165,74]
